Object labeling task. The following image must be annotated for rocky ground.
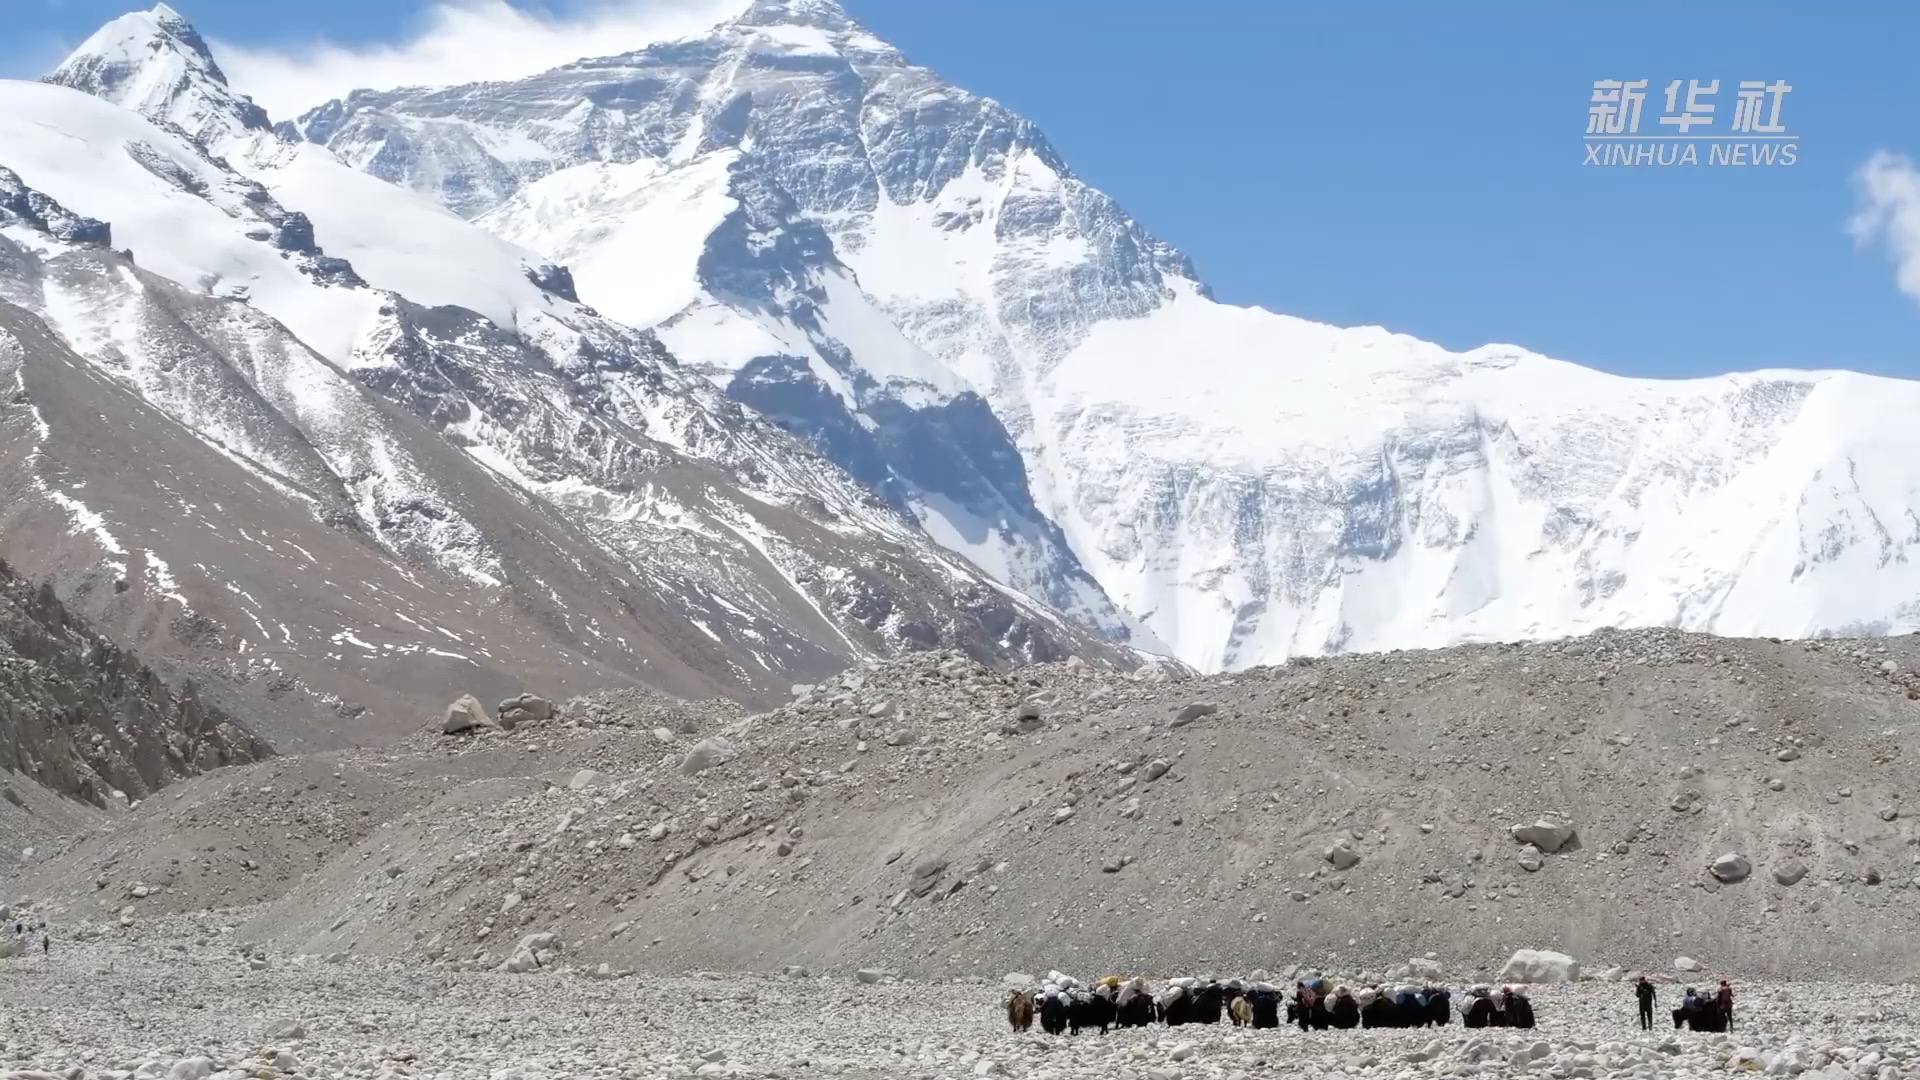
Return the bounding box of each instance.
[4,628,1919,984]
[2,914,1918,1080]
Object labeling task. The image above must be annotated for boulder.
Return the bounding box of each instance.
[907,857,948,897]
[1517,844,1544,872]
[1171,702,1218,727]
[1325,843,1361,871]
[501,932,560,974]
[497,693,554,729]
[1771,860,1808,886]
[1509,818,1576,854]
[1674,955,1702,972]
[1496,949,1579,984]
[265,1019,307,1040]
[442,694,496,735]
[1710,852,1752,883]
[681,737,736,776]
[855,968,891,984]
[1004,705,1043,735]
[1405,957,1446,982]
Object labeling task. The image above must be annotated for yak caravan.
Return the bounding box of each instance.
[1003,967,1736,1037]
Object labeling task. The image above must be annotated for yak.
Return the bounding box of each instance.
[1360,993,1400,1029]
[1114,979,1155,1028]
[1160,981,1225,1026]
[1248,987,1282,1029]
[1288,991,1332,1031]
[1069,991,1115,1035]
[1228,995,1253,1027]
[1039,993,1070,1035]
[1327,990,1360,1029]
[1503,990,1536,1029]
[1462,994,1505,1028]
[1362,986,1453,1029]
[1114,985,1155,1028]
[1006,990,1034,1032]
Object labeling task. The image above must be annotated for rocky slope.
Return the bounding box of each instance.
[10,628,1917,984]
[5,20,1139,750]
[0,555,268,807]
[282,0,1920,673]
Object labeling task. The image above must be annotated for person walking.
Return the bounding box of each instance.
[1634,975,1657,1030]
[1716,979,1734,1029]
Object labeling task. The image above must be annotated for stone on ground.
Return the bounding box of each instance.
[1497,948,1580,983]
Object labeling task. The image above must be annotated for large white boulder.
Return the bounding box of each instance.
[1496,949,1580,984]
[680,736,736,776]
[1710,852,1752,883]
[442,693,497,734]
[1509,818,1577,854]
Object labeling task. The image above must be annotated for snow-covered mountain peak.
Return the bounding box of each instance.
[45,2,269,148]
[732,0,853,29]
[716,0,894,56]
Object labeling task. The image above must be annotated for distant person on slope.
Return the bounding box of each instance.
[1716,979,1733,1029]
[1634,975,1656,1030]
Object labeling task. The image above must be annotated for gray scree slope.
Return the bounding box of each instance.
[10,627,1917,982]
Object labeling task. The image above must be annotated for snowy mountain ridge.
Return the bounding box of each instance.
[3,10,1139,745]
[276,0,1920,668]
[20,0,1920,685]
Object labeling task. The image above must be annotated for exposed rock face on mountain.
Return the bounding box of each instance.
[0,556,269,812]
[4,26,1137,749]
[288,0,1920,672]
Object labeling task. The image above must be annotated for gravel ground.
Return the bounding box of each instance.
[2,915,1917,1080]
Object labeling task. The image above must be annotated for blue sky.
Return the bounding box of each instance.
[6,0,1919,381]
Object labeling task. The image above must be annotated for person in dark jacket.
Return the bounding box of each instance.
[1716,979,1734,1029]
[1634,976,1657,1030]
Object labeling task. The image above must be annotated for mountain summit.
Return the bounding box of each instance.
[45,2,271,146]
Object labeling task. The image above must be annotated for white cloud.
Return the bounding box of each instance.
[213,0,748,121]
[1849,149,1920,305]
